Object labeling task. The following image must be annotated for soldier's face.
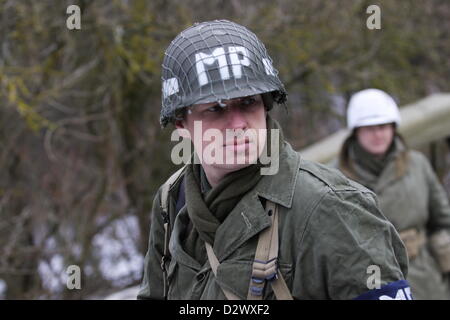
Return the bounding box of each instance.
[175,94,267,172]
[356,123,395,156]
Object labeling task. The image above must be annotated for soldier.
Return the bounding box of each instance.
[138,20,411,300]
[336,88,450,299]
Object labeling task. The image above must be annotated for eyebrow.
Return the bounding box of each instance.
[194,95,260,109]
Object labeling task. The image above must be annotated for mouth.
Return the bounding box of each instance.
[223,137,251,147]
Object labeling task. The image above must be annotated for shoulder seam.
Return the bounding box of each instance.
[299,161,357,192]
[295,188,331,251]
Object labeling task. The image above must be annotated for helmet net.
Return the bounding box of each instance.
[160,20,287,127]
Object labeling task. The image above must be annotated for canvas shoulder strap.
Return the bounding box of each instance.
[160,166,185,214]
[205,242,241,300]
[159,165,186,299]
[248,200,293,300]
[205,200,293,300]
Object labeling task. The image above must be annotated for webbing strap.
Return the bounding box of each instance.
[271,270,293,300]
[160,166,186,299]
[248,200,293,300]
[161,220,169,298]
[160,166,185,213]
[205,242,241,300]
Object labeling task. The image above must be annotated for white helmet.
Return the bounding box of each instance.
[347,88,401,130]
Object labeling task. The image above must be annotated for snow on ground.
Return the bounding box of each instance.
[34,214,144,298]
[92,214,144,287]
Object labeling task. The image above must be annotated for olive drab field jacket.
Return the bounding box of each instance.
[138,143,409,300]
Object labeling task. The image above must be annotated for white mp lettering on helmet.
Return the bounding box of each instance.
[347,88,401,130]
[195,46,250,87]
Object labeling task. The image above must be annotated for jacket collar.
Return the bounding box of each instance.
[254,142,301,209]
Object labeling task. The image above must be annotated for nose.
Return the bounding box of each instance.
[226,106,247,130]
[373,125,385,138]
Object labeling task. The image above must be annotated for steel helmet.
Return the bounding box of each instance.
[160,20,287,127]
[347,88,401,130]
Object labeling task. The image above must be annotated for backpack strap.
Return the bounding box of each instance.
[205,200,293,300]
[160,166,185,214]
[159,166,185,299]
[205,242,241,300]
[248,200,293,300]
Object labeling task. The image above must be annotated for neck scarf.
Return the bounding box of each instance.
[348,135,404,189]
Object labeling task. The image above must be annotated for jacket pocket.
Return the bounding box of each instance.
[216,260,253,299]
[216,260,293,300]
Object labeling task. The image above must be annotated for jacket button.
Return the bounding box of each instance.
[196,273,206,281]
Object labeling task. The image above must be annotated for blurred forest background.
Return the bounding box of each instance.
[0,0,449,299]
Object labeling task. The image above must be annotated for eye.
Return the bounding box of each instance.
[242,97,257,106]
[205,104,223,113]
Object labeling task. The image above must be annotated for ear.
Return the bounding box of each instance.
[175,120,191,139]
[174,119,184,129]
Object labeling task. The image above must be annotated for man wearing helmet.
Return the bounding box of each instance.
[138,20,411,300]
[336,88,450,299]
